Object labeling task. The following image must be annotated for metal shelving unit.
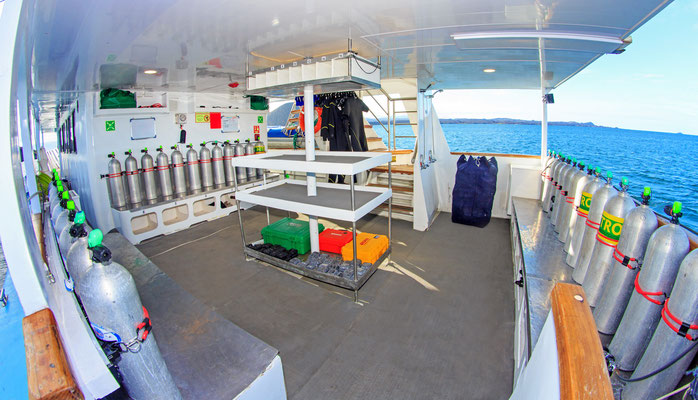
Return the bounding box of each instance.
[231,150,393,299]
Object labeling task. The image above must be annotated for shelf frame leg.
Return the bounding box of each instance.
[351,178,358,302]
[263,170,270,225]
[388,161,392,244]
[304,84,320,253]
[233,169,247,249]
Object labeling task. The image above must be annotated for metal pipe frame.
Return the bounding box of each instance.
[233,166,247,249]
[350,177,358,302]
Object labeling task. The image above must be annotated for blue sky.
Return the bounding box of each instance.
[431,1,698,135]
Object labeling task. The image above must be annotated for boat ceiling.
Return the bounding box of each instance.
[27,0,671,129]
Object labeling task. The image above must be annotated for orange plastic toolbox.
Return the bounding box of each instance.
[319,229,354,254]
[341,232,389,264]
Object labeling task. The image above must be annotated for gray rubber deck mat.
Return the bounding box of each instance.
[137,208,514,399]
[104,232,278,399]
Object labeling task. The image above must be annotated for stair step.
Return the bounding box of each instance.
[371,165,413,175]
[367,137,384,142]
[377,203,413,215]
[367,183,412,193]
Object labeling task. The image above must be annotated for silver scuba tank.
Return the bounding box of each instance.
[558,161,588,244]
[185,144,202,194]
[199,142,213,191]
[54,200,76,238]
[572,172,615,279]
[155,146,173,201]
[621,248,698,399]
[540,151,559,214]
[551,157,572,226]
[140,148,158,205]
[66,226,97,287]
[553,158,576,229]
[51,190,70,225]
[566,167,604,266]
[170,145,186,198]
[546,155,564,218]
[106,153,127,210]
[49,169,59,202]
[58,211,90,256]
[76,231,182,400]
[223,140,235,186]
[608,202,690,371]
[593,187,658,334]
[124,150,143,208]
[244,139,255,181]
[582,177,636,306]
[211,141,225,189]
[49,180,64,212]
[563,164,593,253]
[234,140,246,183]
[254,134,265,179]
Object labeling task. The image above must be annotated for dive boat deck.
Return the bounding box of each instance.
[137,208,515,399]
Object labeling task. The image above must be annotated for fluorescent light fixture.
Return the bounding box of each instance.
[451,31,624,45]
[271,18,280,26]
[143,69,158,75]
[483,68,496,73]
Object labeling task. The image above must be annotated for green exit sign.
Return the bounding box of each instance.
[257,116,263,123]
[105,120,116,131]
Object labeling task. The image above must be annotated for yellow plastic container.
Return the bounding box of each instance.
[341,232,389,264]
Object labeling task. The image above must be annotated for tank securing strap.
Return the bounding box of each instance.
[596,232,617,248]
[586,219,600,230]
[141,167,155,173]
[172,163,184,168]
[124,170,139,176]
[106,172,123,178]
[661,302,698,341]
[155,165,170,171]
[566,196,574,204]
[634,274,666,306]
[118,306,152,353]
[613,248,641,270]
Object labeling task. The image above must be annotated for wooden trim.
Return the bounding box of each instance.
[23,308,83,400]
[31,213,47,264]
[450,151,541,159]
[551,283,613,400]
[370,165,414,175]
[368,149,413,155]
[367,183,413,193]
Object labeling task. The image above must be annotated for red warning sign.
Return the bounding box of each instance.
[253,125,260,133]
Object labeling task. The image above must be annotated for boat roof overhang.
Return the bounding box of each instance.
[25,0,672,131]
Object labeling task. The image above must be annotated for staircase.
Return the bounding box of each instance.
[367,164,414,222]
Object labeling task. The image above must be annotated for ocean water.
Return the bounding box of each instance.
[373,123,698,232]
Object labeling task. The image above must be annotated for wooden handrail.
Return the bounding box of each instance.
[24,308,83,399]
[450,151,541,159]
[551,283,612,400]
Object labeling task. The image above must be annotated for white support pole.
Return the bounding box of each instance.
[304,85,320,253]
[538,37,549,169]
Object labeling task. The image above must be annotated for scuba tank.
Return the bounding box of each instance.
[558,161,588,244]
[76,231,182,400]
[566,167,603,266]
[185,144,202,194]
[49,168,58,202]
[124,150,142,208]
[51,191,71,226]
[66,227,99,287]
[254,134,265,179]
[140,148,158,205]
[156,146,173,201]
[199,141,213,191]
[572,172,614,278]
[170,145,186,198]
[582,177,636,306]
[593,187,658,334]
[554,158,578,230]
[50,181,65,212]
[551,157,573,226]
[608,202,690,371]
[541,151,558,212]
[54,200,76,234]
[210,141,225,189]
[621,248,698,399]
[244,139,255,181]
[222,140,235,186]
[58,211,90,255]
[223,140,235,186]
[608,201,690,371]
[545,153,565,215]
[234,140,246,183]
[106,153,127,210]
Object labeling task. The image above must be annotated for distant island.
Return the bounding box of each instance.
[367,116,599,128]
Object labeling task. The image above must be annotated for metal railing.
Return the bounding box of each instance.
[362,90,417,150]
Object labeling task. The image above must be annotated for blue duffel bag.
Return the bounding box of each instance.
[452,155,498,227]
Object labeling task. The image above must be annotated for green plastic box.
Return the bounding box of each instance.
[261,218,325,255]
